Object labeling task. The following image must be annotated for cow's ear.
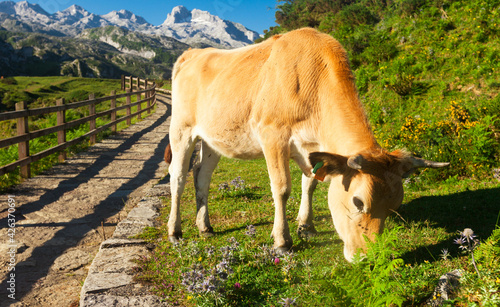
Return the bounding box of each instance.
[309,152,349,180]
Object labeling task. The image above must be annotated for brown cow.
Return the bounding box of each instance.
[165,28,448,261]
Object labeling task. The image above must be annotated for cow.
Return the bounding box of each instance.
[165,28,449,261]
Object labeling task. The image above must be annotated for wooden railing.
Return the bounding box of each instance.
[121,75,172,96]
[0,76,156,178]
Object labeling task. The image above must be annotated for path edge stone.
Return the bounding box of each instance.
[79,182,171,307]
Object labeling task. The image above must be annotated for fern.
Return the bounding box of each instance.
[332,226,408,306]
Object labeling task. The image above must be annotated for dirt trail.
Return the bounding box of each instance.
[0,95,171,307]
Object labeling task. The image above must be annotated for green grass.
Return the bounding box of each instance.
[0,76,161,192]
[0,76,122,112]
[135,157,500,306]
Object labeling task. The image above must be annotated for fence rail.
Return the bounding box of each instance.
[0,76,157,178]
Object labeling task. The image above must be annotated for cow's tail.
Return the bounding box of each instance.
[164,143,172,165]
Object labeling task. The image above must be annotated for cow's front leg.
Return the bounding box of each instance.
[193,141,220,237]
[263,139,293,253]
[296,174,318,236]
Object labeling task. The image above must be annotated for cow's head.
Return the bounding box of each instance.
[309,150,448,262]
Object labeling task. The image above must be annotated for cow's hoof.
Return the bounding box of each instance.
[168,235,181,244]
[199,226,214,238]
[297,224,318,238]
[200,231,215,238]
[274,245,292,255]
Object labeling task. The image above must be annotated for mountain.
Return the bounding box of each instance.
[153,6,260,48]
[101,9,150,32]
[0,26,189,79]
[0,1,260,79]
[0,1,260,48]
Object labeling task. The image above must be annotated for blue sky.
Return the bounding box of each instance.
[6,0,279,33]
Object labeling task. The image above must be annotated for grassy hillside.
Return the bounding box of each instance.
[0,76,120,112]
[260,0,500,183]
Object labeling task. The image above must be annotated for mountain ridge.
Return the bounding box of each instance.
[0,1,260,48]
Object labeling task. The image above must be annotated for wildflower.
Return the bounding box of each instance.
[218,182,230,191]
[493,168,500,181]
[454,228,481,277]
[462,228,476,241]
[453,237,466,246]
[280,297,297,306]
[274,257,280,265]
[234,282,241,289]
[230,176,246,190]
[440,248,450,260]
[245,224,256,237]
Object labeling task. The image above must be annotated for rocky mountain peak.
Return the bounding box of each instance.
[191,8,222,24]
[61,5,89,16]
[12,0,49,17]
[103,9,149,25]
[163,5,192,25]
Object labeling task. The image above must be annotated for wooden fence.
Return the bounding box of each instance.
[0,76,157,178]
[122,75,172,95]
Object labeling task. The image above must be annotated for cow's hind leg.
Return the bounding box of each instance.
[296,174,318,237]
[193,141,220,237]
[167,129,196,243]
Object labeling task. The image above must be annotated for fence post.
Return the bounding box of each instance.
[129,76,133,90]
[152,86,156,107]
[146,88,151,115]
[126,89,131,125]
[137,91,142,120]
[136,77,140,90]
[89,93,96,144]
[110,90,117,133]
[16,101,30,179]
[56,98,66,162]
[121,75,125,91]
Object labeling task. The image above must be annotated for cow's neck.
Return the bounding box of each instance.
[318,79,380,156]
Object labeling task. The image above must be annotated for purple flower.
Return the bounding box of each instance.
[453,237,466,245]
[245,225,256,237]
[274,257,280,265]
[234,282,241,289]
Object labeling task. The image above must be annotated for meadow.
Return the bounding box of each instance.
[134,0,500,305]
[135,157,499,306]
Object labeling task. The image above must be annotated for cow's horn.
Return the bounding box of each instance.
[410,157,450,169]
[347,154,365,170]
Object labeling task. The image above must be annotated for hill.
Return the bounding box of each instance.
[260,0,499,181]
[0,26,189,80]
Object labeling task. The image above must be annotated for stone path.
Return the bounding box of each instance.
[0,94,171,307]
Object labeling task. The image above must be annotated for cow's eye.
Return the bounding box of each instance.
[353,197,364,213]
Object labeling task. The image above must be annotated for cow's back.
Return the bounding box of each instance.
[171,28,366,159]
